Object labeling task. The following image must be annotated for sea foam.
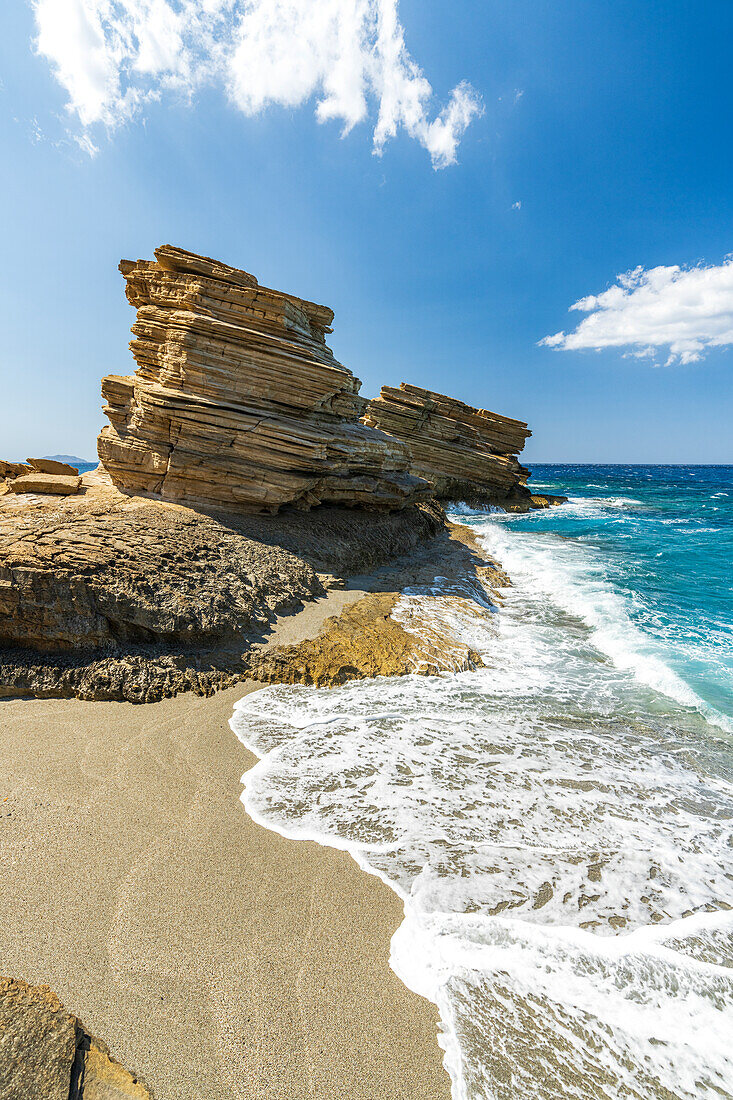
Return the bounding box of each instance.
[230,472,733,1098]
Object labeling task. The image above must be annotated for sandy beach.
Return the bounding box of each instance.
[0,587,451,1098]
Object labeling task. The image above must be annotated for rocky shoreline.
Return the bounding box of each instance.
[243,521,508,687]
[0,468,508,703]
[0,468,444,703]
[0,510,506,1098]
[0,247,568,1098]
[0,246,563,705]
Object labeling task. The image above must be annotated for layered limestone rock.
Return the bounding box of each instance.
[98,246,427,513]
[364,383,565,510]
[27,458,79,475]
[8,473,81,496]
[0,977,151,1099]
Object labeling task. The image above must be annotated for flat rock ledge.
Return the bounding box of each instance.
[0,470,444,703]
[7,473,81,496]
[0,976,151,1100]
[1,459,82,500]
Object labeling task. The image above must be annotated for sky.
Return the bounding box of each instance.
[1,0,732,464]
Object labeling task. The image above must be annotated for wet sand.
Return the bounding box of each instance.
[0,587,451,1099]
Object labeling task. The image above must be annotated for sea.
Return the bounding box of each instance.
[230,464,733,1100]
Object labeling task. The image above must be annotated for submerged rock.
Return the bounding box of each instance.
[98,245,428,513]
[0,977,151,1099]
[364,383,566,510]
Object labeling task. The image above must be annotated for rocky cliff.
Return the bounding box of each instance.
[98,246,428,512]
[364,383,563,510]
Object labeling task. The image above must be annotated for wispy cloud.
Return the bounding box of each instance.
[32,0,482,167]
[541,260,733,365]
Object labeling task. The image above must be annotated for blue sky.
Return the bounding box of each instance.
[1,0,732,463]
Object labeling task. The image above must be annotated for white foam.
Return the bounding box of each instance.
[449,501,506,515]
[393,909,733,1100]
[230,640,733,1094]
[228,511,733,1099]
[471,516,733,734]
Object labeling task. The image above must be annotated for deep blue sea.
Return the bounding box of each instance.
[231,466,733,1099]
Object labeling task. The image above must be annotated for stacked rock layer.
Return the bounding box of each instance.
[364,383,539,508]
[98,246,427,512]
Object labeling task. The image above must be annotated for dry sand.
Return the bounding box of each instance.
[0,586,451,1099]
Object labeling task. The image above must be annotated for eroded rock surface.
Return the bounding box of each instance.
[27,458,79,475]
[0,470,444,702]
[0,977,151,1100]
[244,523,507,688]
[364,383,566,510]
[98,245,428,513]
[0,461,31,479]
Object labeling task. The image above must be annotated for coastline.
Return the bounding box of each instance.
[0,580,454,1098]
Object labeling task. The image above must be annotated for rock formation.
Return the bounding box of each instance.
[8,472,81,496]
[0,461,31,479]
[243,524,505,687]
[27,457,79,475]
[0,977,151,1099]
[0,469,443,702]
[1,459,82,498]
[98,246,428,513]
[364,383,565,510]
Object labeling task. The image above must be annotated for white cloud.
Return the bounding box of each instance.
[511,200,521,210]
[74,130,101,156]
[541,260,733,365]
[32,0,482,167]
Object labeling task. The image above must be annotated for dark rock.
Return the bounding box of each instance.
[0,478,444,702]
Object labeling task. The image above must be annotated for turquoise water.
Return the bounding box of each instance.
[521,464,733,730]
[231,466,733,1099]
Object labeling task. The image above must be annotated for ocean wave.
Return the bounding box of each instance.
[230,473,733,1098]
[393,908,733,1100]
[448,501,506,515]
[563,494,642,511]
[472,518,733,734]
